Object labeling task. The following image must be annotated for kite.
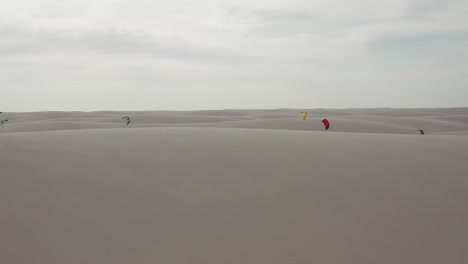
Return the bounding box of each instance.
[122,116,131,126]
[418,129,425,135]
[1,119,8,128]
[302,112,308,120]
[321,119,330,130]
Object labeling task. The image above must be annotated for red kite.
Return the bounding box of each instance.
[321,119,330,130]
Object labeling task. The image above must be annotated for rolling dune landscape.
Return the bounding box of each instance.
[1,108,468,263]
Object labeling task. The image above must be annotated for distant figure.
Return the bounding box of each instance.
[321,119,330,130]
[302,112,308,120]
[418,129,425,135]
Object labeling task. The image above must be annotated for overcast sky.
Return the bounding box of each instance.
[1,0,467,111]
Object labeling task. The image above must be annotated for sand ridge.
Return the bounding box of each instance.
[1,108,468,134]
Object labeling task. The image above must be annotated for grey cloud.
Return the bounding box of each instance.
[368,31,468,58]
[224,5,380,38]
[252,8,322,37]
[405,0,463,17]
[224,5,324,37]
[0,25,245,64]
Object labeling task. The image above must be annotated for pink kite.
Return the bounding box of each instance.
[321,119,330,130]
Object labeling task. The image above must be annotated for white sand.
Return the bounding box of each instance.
[1,108,468,264]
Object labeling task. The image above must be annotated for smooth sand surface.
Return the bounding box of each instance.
[1,108,468,264]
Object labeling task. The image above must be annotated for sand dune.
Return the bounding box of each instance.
[184,117,460,134]
[1,108,468,264]
[418,115,468,124]
[2,108,468,134]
